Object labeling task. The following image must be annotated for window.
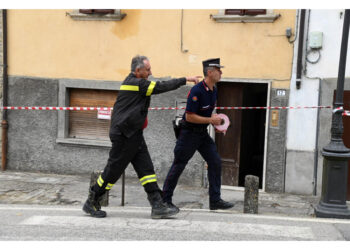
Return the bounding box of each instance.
[57,79,122,147]
[79,9,115,14]
[67,9,126,21]
[69,88,117,140]
[224,9,267,16]
[211,9,280,23]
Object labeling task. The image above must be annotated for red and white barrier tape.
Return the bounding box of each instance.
[215,106,332,110]
[0,105,333,111]
[0,106,112,111]
[2,105,350,116]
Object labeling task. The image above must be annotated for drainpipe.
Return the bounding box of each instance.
[313,78,321,195]
[180,9,188,53]
[1,9,8,171]
[296,9,306,89]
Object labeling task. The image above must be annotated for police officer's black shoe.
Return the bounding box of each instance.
[148,192,179,219]
[209,199,234,210]
[166,202,180,213]
[83,188,107,218]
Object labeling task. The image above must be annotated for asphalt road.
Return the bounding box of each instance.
[1,204,350,241]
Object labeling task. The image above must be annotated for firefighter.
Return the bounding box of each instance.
[82,55,200,219]
[162,58,234,211]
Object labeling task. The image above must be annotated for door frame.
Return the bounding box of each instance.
[212,78,271,192]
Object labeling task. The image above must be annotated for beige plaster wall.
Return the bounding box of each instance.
[7,9,296,88]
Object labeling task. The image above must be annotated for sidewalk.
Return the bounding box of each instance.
[0,170,320,218]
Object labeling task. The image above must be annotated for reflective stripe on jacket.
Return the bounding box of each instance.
[110,73,186,138]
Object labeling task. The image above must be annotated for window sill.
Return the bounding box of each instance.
[211,13,280,23]
[67,10,126,21]
[56,138,111,148]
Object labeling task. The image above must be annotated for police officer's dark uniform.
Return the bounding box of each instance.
[83,71,187,219]
[162,58,234,210]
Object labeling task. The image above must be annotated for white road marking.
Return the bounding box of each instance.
[1,204,350,225]
[20,215,315,240]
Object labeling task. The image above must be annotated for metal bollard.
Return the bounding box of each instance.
[90,171,109,206]
[244,175,259,214]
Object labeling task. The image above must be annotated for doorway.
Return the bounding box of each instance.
[216,81,268,189]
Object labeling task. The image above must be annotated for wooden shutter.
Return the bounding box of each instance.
[69,88,118,140]
[225,9,245,16]
[244,9,266,16]
[79,9,94,14]
[79,9,115,14]
[225,9,266,16]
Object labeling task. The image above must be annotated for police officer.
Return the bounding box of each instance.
[83,55,201,219]
[162,58,234,211]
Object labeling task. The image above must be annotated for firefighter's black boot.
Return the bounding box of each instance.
[83,187,107,218]
[147,191,179,219]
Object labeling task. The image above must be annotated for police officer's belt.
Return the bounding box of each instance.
[179,120,208,133]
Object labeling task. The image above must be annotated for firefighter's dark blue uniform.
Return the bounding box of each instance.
[162,80,222,203]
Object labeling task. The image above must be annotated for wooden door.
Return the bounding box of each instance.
[341,91,350,201]
[216,82,243,186]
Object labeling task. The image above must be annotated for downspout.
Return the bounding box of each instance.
[304,10,321,196]
[1,9,8,171]
[296,9,306,89]
[180,9,188,53]
[302,9,322,195]
[313,78,321,195]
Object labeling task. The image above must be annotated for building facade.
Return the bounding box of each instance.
[286,9,350,200]
[3,9,298,192]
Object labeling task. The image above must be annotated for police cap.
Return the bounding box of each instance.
[202,58,224,69]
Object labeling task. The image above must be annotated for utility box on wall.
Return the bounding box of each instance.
[309,31,323,49]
